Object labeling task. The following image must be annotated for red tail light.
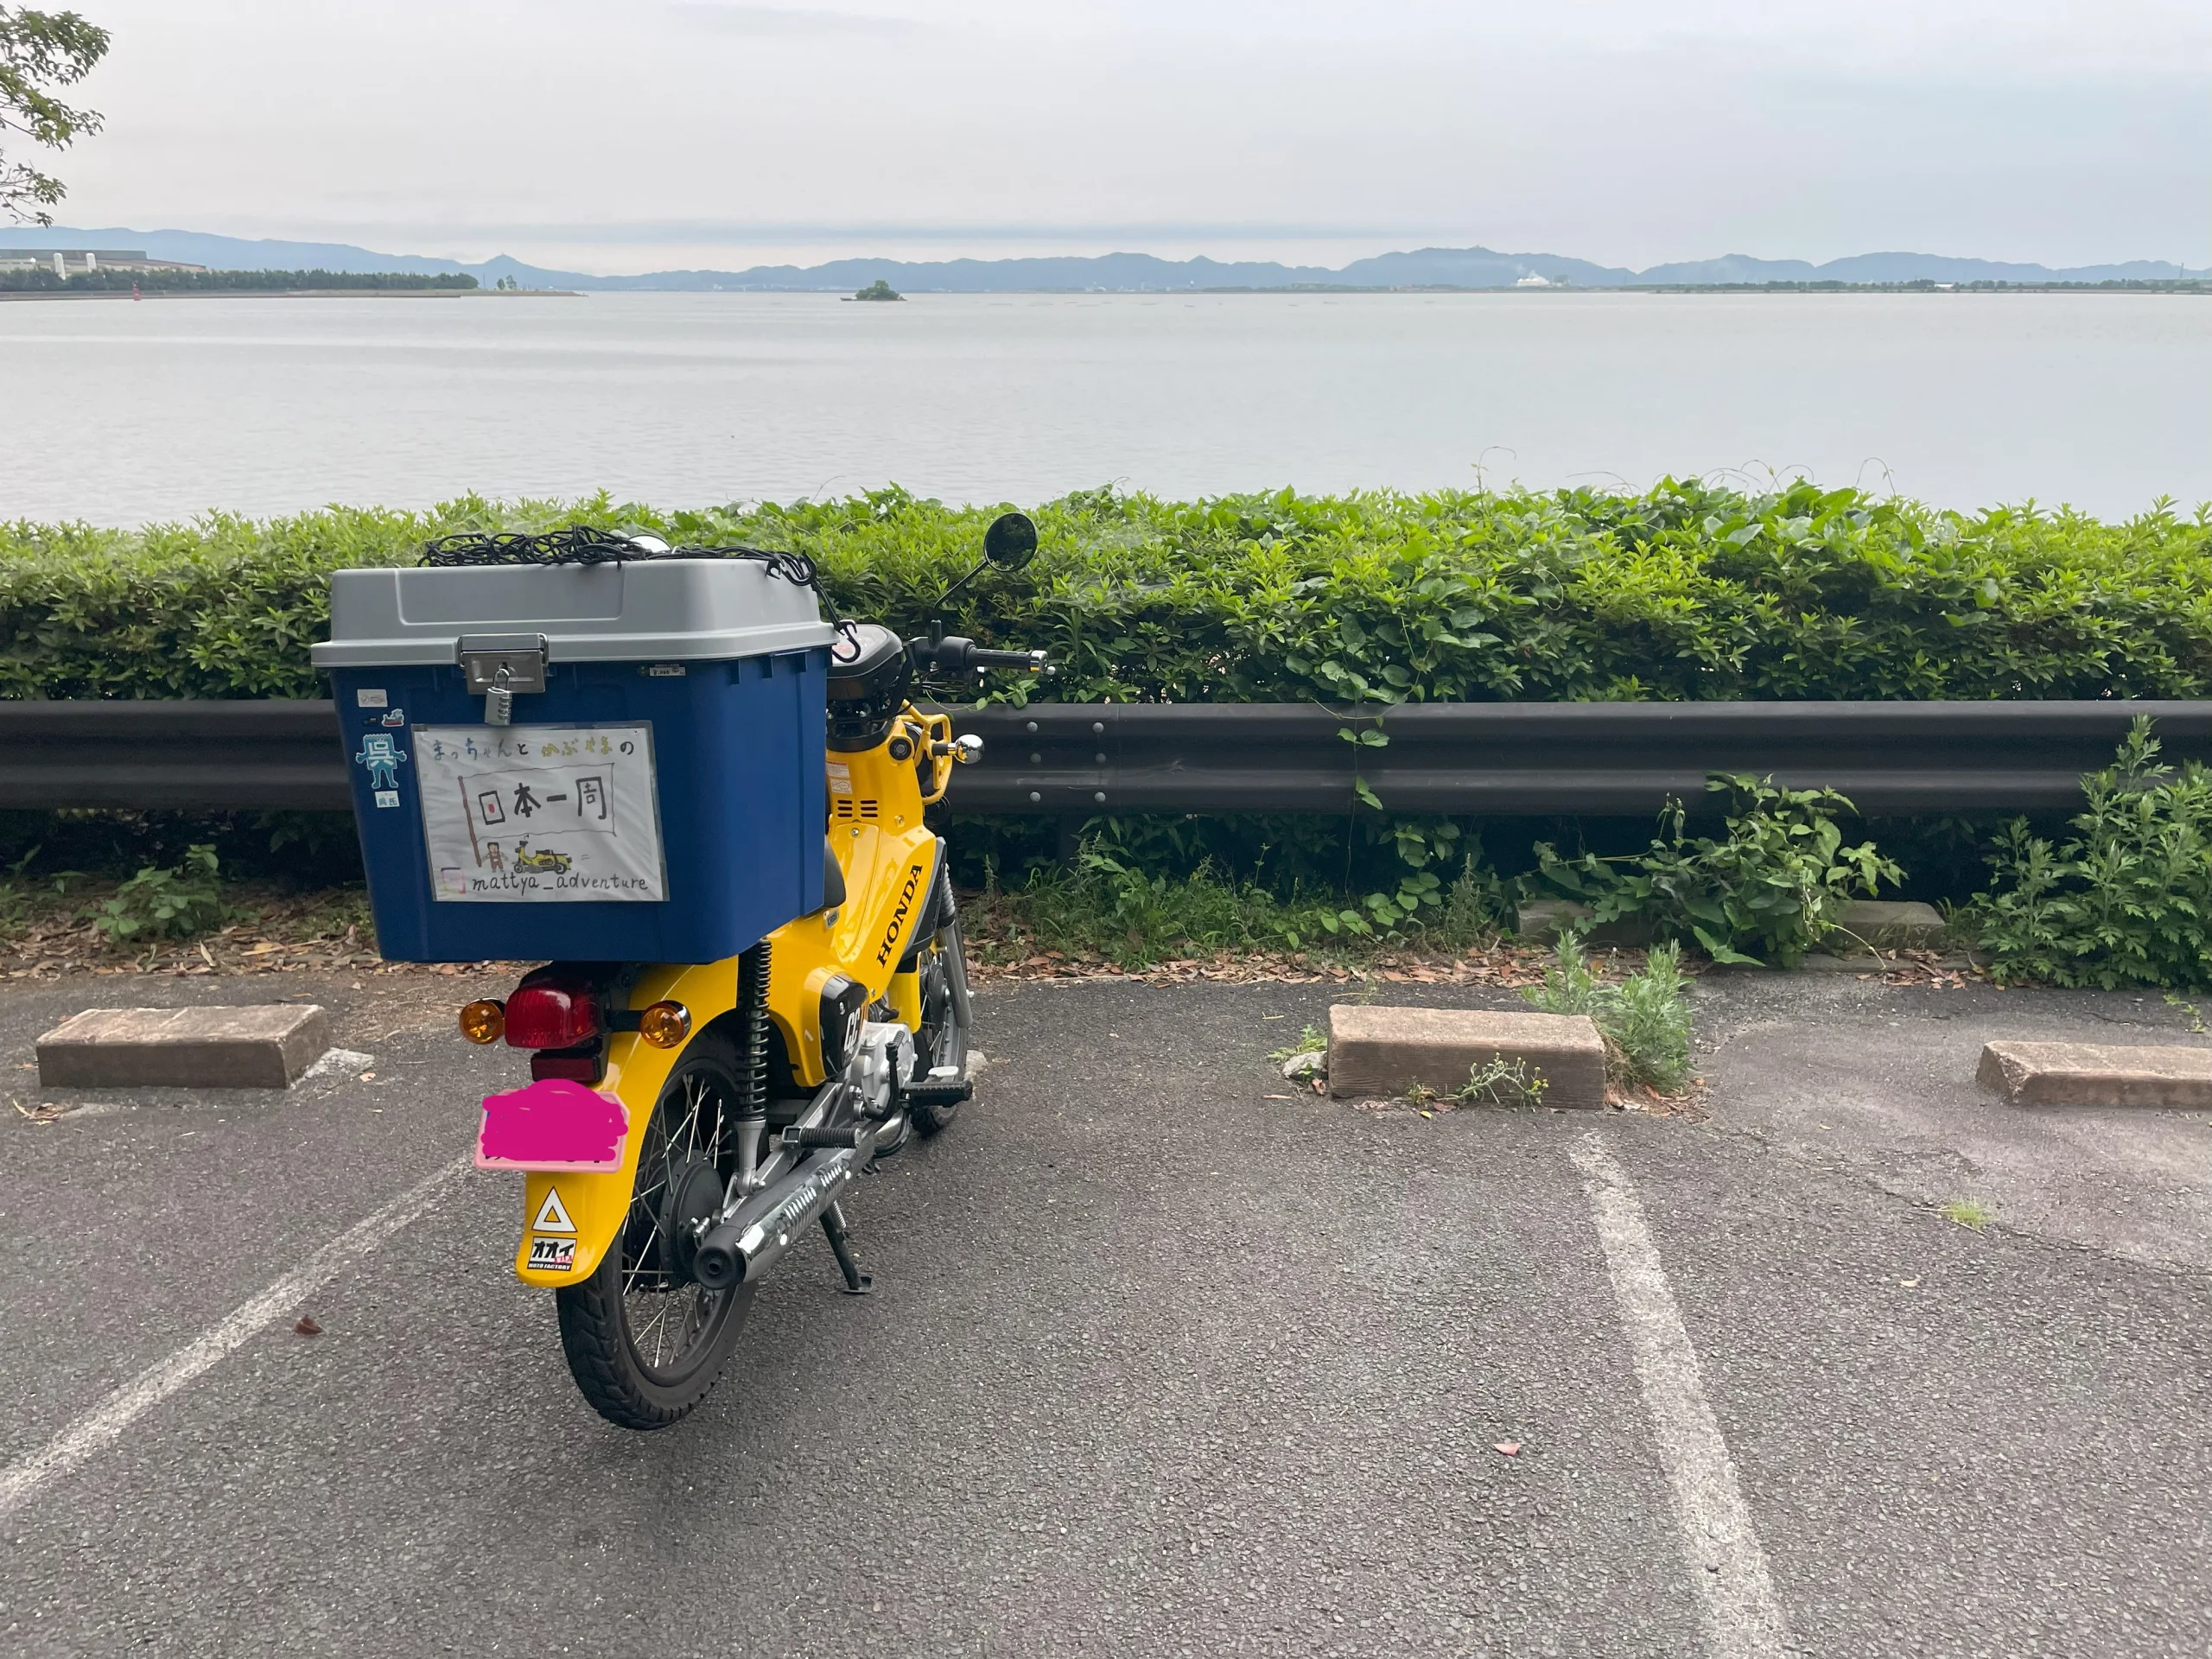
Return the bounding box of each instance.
[505,971,601,1050]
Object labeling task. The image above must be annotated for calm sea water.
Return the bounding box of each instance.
[2,289,2206,525]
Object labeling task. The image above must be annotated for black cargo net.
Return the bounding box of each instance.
[421,528,855,646]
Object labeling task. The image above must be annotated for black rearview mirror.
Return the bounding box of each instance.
[982,512,1039,571]
[924,509,1039,638]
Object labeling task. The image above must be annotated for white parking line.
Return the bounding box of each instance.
[0,1155,469,1522]
[1570,1134,1794,1659]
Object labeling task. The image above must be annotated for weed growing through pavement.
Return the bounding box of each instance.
[1608,941,1694,1090]
[1459,1056,1549,1108]
[1522,930,1694,1094]
[1942,1198,1997,1230]
[1268,1022,1328,1063]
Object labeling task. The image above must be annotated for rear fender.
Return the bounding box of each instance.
[511,959,736,1289]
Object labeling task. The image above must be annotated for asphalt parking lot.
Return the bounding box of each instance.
[1,969,2208,1656]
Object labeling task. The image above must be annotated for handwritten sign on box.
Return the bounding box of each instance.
[414,723,666,903]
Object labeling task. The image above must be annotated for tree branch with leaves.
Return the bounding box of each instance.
[1,6,110,226]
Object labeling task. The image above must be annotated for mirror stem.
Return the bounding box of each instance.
[931,556,992,624]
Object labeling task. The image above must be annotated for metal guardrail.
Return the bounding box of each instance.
[0,700,356,811]
[951,700,2212,817]
[2,698,2207,818]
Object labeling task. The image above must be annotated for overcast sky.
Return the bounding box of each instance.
[41,0,2212,273]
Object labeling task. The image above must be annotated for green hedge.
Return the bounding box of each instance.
[3,480,2209,703]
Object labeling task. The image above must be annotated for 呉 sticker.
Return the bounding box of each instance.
[527,1236,576,1272]
[356,688,389,709]
[354,731,407,791]
[532,1187,576,1233]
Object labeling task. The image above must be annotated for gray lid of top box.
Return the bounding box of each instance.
[310,559,837,669]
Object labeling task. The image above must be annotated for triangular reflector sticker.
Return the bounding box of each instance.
[532,1187,576,1233]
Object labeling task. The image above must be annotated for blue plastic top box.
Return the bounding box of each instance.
[311,560,834,964]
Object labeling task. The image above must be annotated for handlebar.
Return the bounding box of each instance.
[907,635,1051,677]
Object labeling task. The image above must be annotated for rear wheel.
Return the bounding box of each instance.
[556,1036,754,1430]
[907,912,972,1137]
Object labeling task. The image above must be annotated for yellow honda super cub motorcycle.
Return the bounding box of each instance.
[317,512,1046,1430]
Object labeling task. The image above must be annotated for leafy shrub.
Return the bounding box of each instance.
[1522,931,1694,1093]
[6,480,2209,704]
[93,844,226,944]
[1533,776,1903,966]
[1969,719,2212,989]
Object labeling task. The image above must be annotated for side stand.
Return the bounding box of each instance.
[821,1201,873,1295]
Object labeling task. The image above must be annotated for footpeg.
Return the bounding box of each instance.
[782,1124,868,1150]
[903,1078,972,1109]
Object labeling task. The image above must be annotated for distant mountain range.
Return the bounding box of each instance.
[3,226,2204,290]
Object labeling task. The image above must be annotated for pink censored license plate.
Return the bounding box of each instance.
[476,1078,630,1173]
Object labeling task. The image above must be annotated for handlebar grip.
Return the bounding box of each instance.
[912,635,1049,675]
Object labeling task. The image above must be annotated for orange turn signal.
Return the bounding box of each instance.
[459,999,505,1045]
[638,1001,691,1048]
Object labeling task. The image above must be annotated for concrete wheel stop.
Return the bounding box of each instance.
[1327,1004,1606,1109]
[35,1005,333,1090]
[1978,1040,2212,1109]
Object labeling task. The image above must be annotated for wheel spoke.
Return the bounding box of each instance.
[611,1050,744,1378]
[637,1292,679,1367]
[624,1211,666,1291]
[669,1077,706,1158]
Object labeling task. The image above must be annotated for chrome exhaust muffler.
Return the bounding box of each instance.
[691,1132,874,1291]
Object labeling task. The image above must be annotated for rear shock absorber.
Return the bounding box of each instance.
[734,939,771,1191]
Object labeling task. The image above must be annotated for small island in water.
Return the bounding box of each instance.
[846,279,905,302]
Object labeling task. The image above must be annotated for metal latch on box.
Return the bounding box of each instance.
[459,633,549,727]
